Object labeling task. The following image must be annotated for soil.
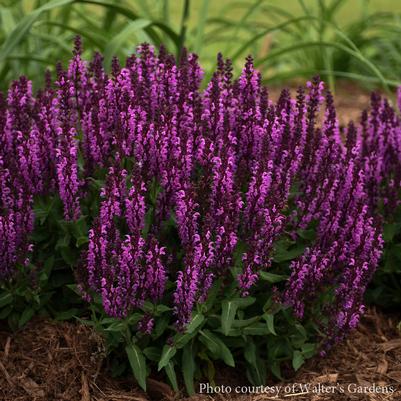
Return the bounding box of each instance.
[0,308,399,401]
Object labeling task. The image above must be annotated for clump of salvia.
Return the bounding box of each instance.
[1,37,399,346]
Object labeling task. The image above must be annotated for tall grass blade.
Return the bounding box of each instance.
[104,19,152,67]
[255,40,389,92]
[224,0,262,54]
[0,0,73,63]
[177,0,190,59]
[231,16,315,61]
[0,8,16,36]
[40,21,106,47]
[194,0,209,56]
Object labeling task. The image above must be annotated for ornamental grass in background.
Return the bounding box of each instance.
[0,38,400,393]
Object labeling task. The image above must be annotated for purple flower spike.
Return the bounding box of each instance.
[0,40,391,348]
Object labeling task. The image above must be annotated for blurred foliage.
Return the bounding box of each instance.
[212,0,401,90]
[1,0,401,91]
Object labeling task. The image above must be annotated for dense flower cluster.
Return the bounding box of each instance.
[1,39,399,343]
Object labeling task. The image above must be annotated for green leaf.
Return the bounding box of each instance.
[142,207,154,238]
[392,243,401,261]
[158,345,177,371]
[44,255,55,272]
[259,271,288,283]
[76,236,89,247]
[152,314,170,340]
[199,330,235,367]
[128,313,142,325]
[383,223,399,242]
[221,299,238,336]
[0,292,13,308]
[66,284,81,296]
[70,217,88,240]
[182,343,196,395]
[243,323,270,336]
[263,313,277,335]
[100,317,119,325]
[244,341,257,365]
[203,279,221,311]
[104,321,126,332]
[301,343,316,358]
[30,229,50,242]
[141,301,154,313]
[143,347,161,362]
[295,323,307,339]
[244,341,266,386]
[274,243,306,262]
[18,307,35,328]
[155,304,171,314]
[54,308,80,321]
[149,179,162,205]
[292,350,305,371]
[216,327,242,337]
[199,330,219,354]
[125,343,147,391]
[234,296,256,308]
[174,330,197,349]
[60,246,76,265]
[297,228,316,241]
[8,312,19,331]
[165,362,179,392]
[231,316,260,328]
[263,296,274,312]
[0,305,12,320]
[186,313,205,334]
[56,234,71,249]
[270,360,283,380]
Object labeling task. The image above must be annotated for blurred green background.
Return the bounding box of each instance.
[1,0,401,91]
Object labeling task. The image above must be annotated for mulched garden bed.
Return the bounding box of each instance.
[0,308,399,401]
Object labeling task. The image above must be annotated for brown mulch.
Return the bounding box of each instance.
[276,308,401,401]
[0,308,399,401]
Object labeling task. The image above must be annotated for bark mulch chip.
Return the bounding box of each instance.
[0,308,399,401]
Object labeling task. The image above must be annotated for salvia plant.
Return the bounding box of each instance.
[0,37,400,393]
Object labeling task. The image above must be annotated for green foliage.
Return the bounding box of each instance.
[209,0,401,90]
[58,214,321,393]
[79,272,321,394]
[0,193,74,326]
[0,176,324,394]
[126,343,148,391]
[0,0,181,90]
[0,192,93,330]
[0,273,40,331]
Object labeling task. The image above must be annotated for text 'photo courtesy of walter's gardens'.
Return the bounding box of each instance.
[0,1,400,400]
